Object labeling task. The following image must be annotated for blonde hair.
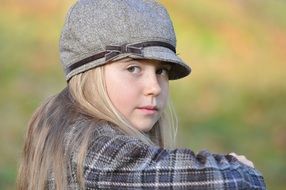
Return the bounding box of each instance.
[17,65,178,190]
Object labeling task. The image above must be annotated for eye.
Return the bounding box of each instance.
[156,67,170,77]
[127,65,141,73]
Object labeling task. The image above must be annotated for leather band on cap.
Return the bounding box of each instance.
[65,41,176,75]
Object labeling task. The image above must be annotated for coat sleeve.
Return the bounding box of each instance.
[83,133,266,190]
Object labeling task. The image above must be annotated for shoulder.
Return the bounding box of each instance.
[86,121,149,158]
[73,119,147,159]
[74,120,266,189]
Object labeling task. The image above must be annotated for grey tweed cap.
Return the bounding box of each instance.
[60,0,191,81]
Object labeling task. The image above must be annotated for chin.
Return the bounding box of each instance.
[131,118,158,132]
[133,123,154,132]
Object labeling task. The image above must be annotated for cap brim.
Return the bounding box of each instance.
[66,46,191,81]
[111,46,191,80]
[141,46,191,80]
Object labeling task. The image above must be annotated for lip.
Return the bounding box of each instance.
[137,105,158,115]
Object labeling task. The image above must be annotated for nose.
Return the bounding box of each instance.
[144,72,161,97]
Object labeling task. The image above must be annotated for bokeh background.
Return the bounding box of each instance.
[1,0,285,189]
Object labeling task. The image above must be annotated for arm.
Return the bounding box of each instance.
[83,134,266,190]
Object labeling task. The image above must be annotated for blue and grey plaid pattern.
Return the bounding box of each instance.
[67,123,266,190]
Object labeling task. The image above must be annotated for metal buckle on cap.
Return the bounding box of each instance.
[105,43,143,61]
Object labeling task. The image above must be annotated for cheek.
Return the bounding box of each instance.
[105,75,138,116]
[160,81,169,108]
[110,87,136,113]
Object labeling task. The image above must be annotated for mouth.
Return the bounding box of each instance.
[137,105,159,114]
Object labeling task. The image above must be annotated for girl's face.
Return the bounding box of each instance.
[104,58,170,132]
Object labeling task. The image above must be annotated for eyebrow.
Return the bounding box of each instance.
[119,58,172,69]
[121,57,134,62]
[160,62,172,69]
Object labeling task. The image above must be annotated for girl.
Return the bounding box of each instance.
[17,0,266,189]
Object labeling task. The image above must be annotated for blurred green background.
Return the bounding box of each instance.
[0,0,285,189]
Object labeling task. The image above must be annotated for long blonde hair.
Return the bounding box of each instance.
[17,65,178,190]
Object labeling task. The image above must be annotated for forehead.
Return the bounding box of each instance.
[118,58,171,67]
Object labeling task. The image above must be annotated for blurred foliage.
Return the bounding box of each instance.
[0,0,285,189]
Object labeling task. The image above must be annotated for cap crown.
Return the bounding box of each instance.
[60,0,176,68]
[59,0,191,80]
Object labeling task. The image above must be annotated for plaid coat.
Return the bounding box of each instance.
[58,121,266,190]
